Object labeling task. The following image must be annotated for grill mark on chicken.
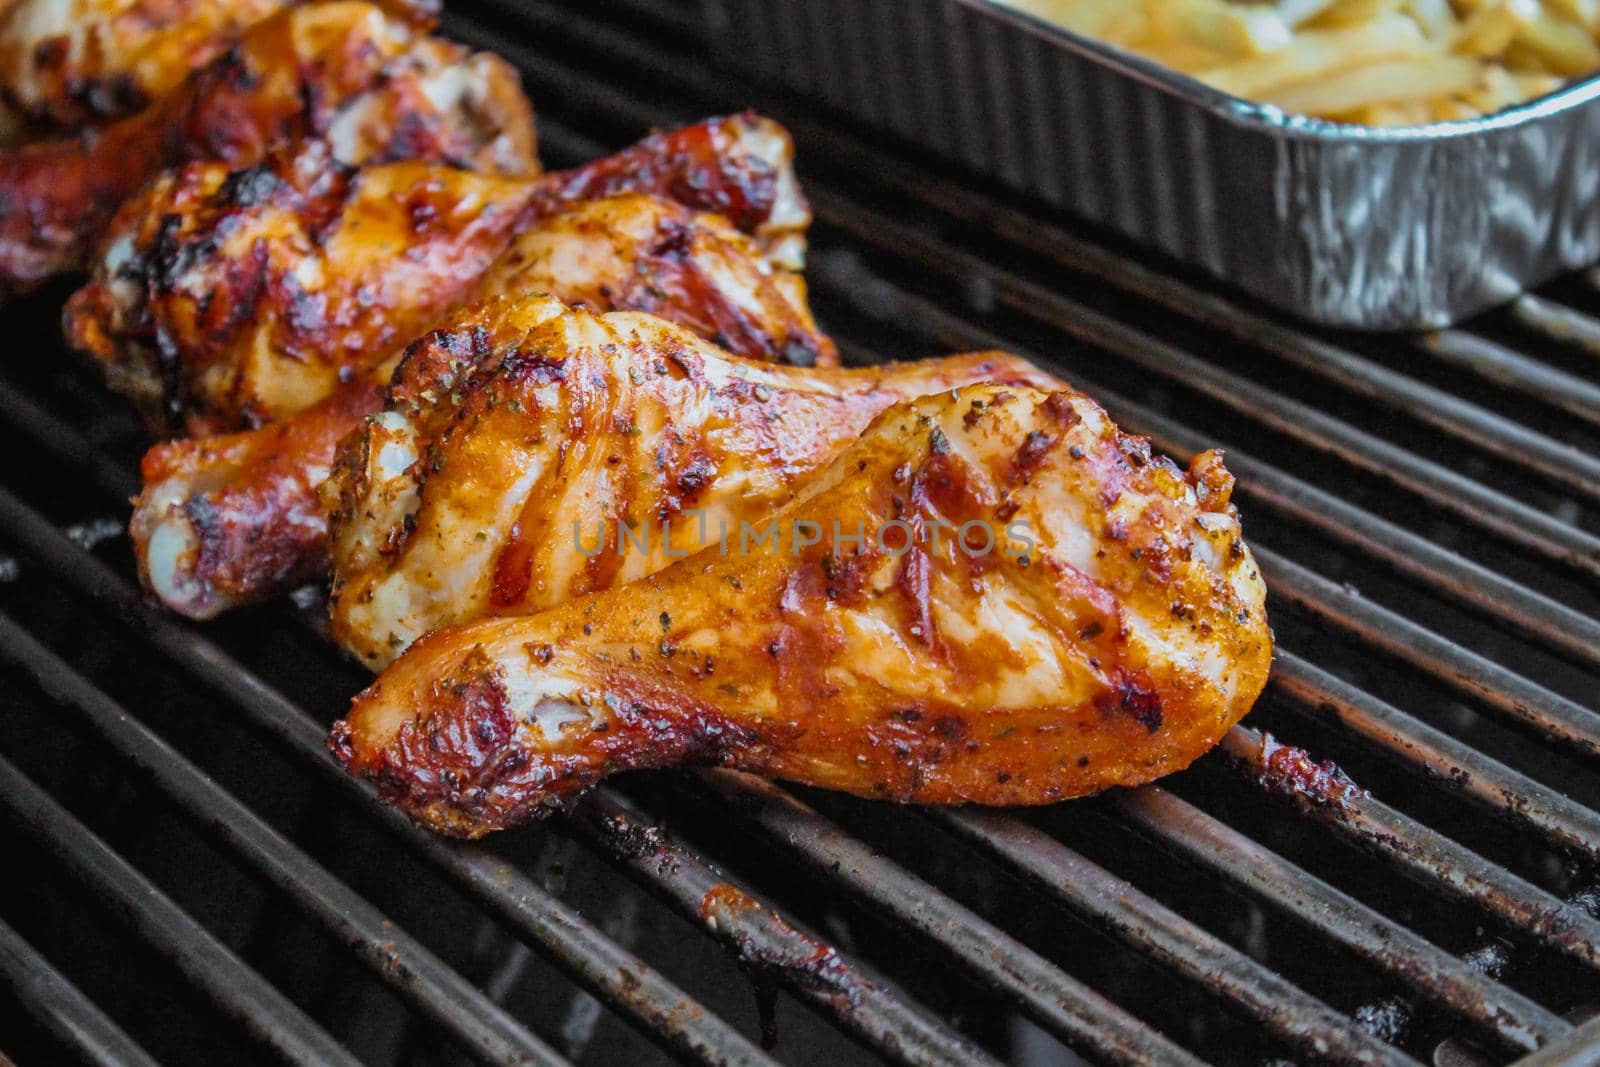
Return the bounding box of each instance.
[333,384,1270,835]
[0,0,361,131]
[330,643,759,833]
[527,113,782,239]
[119,153,835,621]
[131,377,388,613]
[326,296,1062,668]
[0,2,520,294]
[625,214,830,368]
[69,114,815,439]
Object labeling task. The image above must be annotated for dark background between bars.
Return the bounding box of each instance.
[1,1,1599,1064]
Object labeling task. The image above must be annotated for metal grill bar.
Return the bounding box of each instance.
[1266,537,1591,714]
[1413,330,1600,429]
[1514,1014,1600,1067]
[407,833,776,1067]
[816,200,1600,511]
[0,608,570,1067]
[571,791,999,1067]
[925,808,1412,1066]
[0,916,161,1067]
[800,190,1600,579]
[692,772,1209,1066]
[1216,727,1600,970]
[0,392,146,506]
[0,753,362,1067]
[1129,403,1600,674]
[1256,550,1598,758]
[1267,653,1600,865]
[1105,788,1568,1054]
[699,764,1565,1057]
[1512,293,1600,359]
[0,397,1010,1067]
[0,487,768,1065]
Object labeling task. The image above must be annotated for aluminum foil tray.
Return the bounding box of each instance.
[703,0,1600,329]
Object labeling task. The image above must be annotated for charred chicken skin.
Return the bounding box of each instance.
[0,0,281,144]
[324,294,1055,668]
[128,184,832,619]
[67,112,806,433]
[331,383,1272,837]
[0,0,401,133]
[132,378,389,619]
[71,146,535,434]
[0,0,532,294]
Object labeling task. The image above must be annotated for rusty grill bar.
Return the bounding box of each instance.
[1,0,1598,1063]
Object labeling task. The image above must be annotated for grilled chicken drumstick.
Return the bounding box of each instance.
[0,0,438,134]
[325,295,1057,667]
[72,145,534,433]
[67,112,804,433]
[0,0,531,294]
[0,0,281,144]
[131,189,834,619]
[331,383,1271,837]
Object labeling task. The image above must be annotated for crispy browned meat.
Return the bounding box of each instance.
[0,0,282,144]
[67,112,808,433]
[331,383,1272,837]
[133,378,388,612]
[473,192,834,369]
[0,0,531,294]
[70,149,535,433]
[129,187,832,618]
[0,0,299,131]
[325,295,1057,667]
[524,113,810,271]
[0,0,440,134]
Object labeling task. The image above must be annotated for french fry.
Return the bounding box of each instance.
[1301,0,1402,29]
[1192,16,1427,97]
[1274,0,1341,27]
[1146,0,1293,55]
[1002,0,1600,125]
[1265,54,1483,113]
[1514,10,1600,74]
[1462,61,1531,109]
[994,0,1148,43]
[1428,96,1488,119]
[1511,69,1567,96]
[1453,0,1539,56]
[1406,0,1458,38]
[1133,38,1243,74]
[1544,0,1600,30]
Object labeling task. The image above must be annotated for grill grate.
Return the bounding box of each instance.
[1,0,1599,1063]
